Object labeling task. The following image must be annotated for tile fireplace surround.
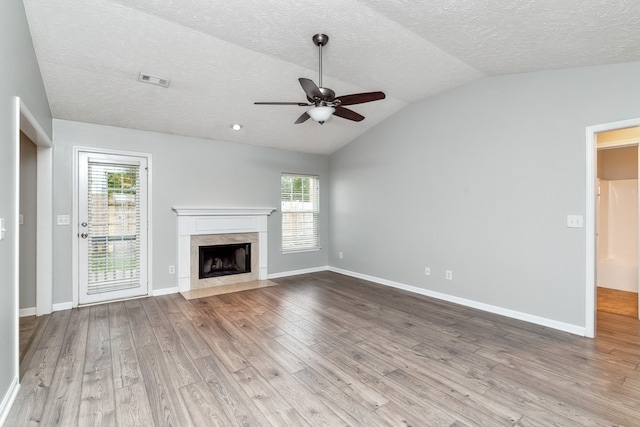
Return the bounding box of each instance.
[173,208,276,292]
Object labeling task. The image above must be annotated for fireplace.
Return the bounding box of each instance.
[173,207,276,292]
[190,232,258,289]
[199,243,251,279]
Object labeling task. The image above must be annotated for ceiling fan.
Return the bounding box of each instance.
[255,34,386,124]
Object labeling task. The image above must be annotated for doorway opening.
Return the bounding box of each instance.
[14,98,53,379]
[19,131,38,363]
[596,141,639,318]
[586,118,640,337]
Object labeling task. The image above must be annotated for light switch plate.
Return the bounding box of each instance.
[567,215,584,228]
[0,218,5,240]
[57,215,71,225]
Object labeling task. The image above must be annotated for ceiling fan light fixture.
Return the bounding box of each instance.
[307,105,335,122]
[254,34,384,125]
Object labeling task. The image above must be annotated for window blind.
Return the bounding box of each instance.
[87,161,141,294]
[281,174,320,252]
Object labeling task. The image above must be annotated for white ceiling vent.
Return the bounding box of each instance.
[138,72,170,88]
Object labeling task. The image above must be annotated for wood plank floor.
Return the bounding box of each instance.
[597,287,639,318]
[9,271,640,426]
[19,315,40,364]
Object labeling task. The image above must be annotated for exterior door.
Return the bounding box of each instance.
[78,151,148,304]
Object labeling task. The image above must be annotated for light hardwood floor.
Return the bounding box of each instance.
[597,287,639,318]
[9,271,640,426]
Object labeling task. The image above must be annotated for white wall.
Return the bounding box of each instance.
[0,0,52,420]
[52,120,329,304]
[597,178,638,292]
[329,61,640,329]
[599,179,638,264]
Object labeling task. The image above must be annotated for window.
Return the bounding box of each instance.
[281,174,320,252]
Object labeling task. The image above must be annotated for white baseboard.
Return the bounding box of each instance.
[597,283,637,293]
[0,376,19,426]
[152,286,179,296]
[268,266,329,279]
[54,288,178,310]
[52,302,73,312]
[19,307,36,317]
[329,267,586,337]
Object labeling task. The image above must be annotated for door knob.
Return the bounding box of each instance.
[80,233,88,239]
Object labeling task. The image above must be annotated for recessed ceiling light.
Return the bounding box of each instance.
[230,123,243,131]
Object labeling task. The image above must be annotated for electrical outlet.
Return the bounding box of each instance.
[446,270,453,280]
[169,265,175,274]
[0,218,5,240]
[425,267,430,276]
[57,215,70,225]
[338,251,344,259]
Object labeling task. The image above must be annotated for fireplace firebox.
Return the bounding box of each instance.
[199,243,251,279]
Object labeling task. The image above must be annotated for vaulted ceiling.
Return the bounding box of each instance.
[22,0,640,154]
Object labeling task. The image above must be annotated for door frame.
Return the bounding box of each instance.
[585,117,640,337]
[72,146,153,306]
[14,97,53,317]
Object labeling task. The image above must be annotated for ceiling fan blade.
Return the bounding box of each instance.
[299,78,323,100]
[336,91,386,106]
[295,112,311,124]
[254,102,309,106]
[334,106,364,122]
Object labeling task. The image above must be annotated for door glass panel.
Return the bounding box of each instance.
[86,161,141,294]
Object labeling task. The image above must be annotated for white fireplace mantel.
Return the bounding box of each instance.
[173,207,276,217]
[173,207,276,292]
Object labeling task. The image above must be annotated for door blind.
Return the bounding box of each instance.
[87,160,141,294]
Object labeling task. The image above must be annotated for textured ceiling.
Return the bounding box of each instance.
[22,0,640,154]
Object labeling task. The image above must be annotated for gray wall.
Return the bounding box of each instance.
[329,61,640,328]
[20,132,38,309]
[0,0,52,415]
[52,120,329,304]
